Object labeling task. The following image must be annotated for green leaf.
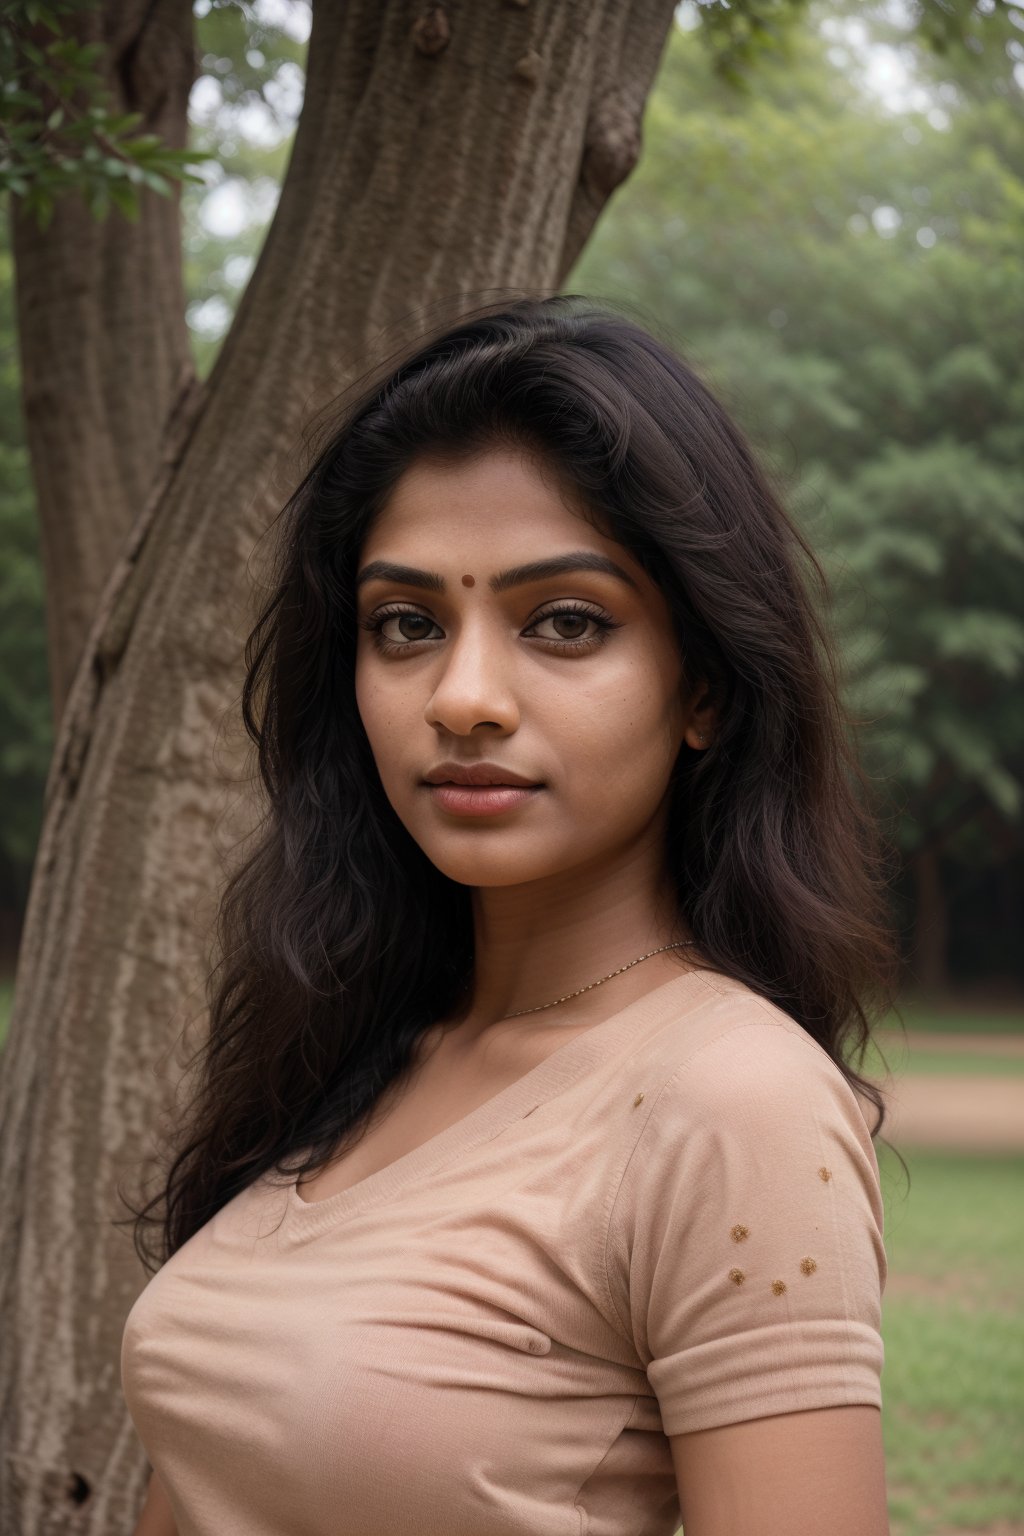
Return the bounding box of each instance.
[124,133,164,156]
[0,89,42,112]
[140,170,172,196]
[150,146,219,165]
[979,764,1022,820]
[107,179,139,222]
[86,179,110,220]
[23,184,54,229]
[102,111,145,135]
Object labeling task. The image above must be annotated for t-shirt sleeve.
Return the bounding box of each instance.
[605,1017,888,1436]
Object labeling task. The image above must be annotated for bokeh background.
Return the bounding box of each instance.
[1,3,1021,1532]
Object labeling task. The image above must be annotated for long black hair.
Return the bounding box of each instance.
[120,294,903,1273]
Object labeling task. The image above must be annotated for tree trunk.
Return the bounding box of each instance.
[0,1,677,1528]
[10,0,199,726]
[911,843,950,999]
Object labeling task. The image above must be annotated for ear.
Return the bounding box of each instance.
[682,685,717,752]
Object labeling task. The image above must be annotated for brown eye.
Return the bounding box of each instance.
[549,611,589,635]
[358,606,442,651]
[380,613,437,643]
[526,603,621,652]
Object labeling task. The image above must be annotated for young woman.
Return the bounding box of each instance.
[121,295,899,1536]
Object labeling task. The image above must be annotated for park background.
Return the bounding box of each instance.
[1,2,1021,1533]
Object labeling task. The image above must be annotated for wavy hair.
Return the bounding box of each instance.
[120,294,904,1273]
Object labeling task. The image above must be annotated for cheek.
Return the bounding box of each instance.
[353,665,376,743]
[353,661,402,765]
[548,679,682,805]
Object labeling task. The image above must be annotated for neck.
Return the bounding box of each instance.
[453,843,692,1037]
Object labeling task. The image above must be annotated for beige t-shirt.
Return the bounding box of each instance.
[120,967,887,1536]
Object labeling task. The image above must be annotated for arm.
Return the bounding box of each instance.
[131,1468,179,1536]
[670,1403,889,1536]
[606,1019,891,1533]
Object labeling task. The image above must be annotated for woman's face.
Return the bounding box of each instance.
[354,445,712,891]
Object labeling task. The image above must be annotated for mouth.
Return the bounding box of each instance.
[423,782,545,818]
[422,768,543,789]
[421,759,545,809]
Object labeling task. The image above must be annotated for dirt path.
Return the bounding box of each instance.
[851,1032,1024,1152]
[875,1074,1024,1152]
[877,1030,1024,1059]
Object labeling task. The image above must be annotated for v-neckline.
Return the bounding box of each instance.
[275,967,711,1241]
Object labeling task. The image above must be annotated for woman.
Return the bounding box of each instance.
[121,295,899,1536]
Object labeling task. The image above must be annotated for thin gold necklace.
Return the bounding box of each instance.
[498,940,698,1019]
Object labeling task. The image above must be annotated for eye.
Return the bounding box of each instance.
[356,599,620,654]
[358,605,442,651]
[525,602,621,651]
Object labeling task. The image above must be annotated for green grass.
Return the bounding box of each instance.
[890,1050,1024,1076]
[863,1036,1024,1079]
[878,1147,1024,1536]
[887,1003,1024,1036]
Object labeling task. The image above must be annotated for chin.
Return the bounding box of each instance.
[420,842,565,889]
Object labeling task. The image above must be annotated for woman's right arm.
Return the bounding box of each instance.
[131,1468,178,1536]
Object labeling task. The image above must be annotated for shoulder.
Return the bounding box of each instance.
[638,969,873,1152]
[602,972,889,1419]
[607,968,887,1288]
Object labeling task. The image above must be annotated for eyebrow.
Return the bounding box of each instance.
[355,551,640,595]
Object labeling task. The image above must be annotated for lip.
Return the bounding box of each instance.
[422,761,543,788]
[425,784,544,817]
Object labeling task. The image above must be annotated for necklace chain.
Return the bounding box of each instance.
[498,941,698,1019]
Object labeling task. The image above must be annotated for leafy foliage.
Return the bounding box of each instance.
[0,222,51,908]
[0,0,216,227]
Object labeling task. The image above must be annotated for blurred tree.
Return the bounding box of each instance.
[0,219,51,948]
[3,0,210,718]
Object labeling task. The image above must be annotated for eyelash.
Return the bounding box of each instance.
[358,601,622,656]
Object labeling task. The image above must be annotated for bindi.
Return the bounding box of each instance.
[461,574,475,587]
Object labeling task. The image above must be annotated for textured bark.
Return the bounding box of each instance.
[0,0,676,1529]
[10,0,198,725]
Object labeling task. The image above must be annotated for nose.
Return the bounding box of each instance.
[424,617,521,736]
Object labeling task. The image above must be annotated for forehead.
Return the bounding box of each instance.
[364,446,598,549]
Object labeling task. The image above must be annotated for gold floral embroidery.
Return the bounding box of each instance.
[800,1257,818,1275]
[633,1092,645,1107]
[730,1224,749,1242]
[818,1167,832,1182]
[728,1268,746,1286]
[771,1279,787,1296]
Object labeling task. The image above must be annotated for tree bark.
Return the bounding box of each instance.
[911,843,949,998]
[0,1,677,1528]
[10,0,199,726]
